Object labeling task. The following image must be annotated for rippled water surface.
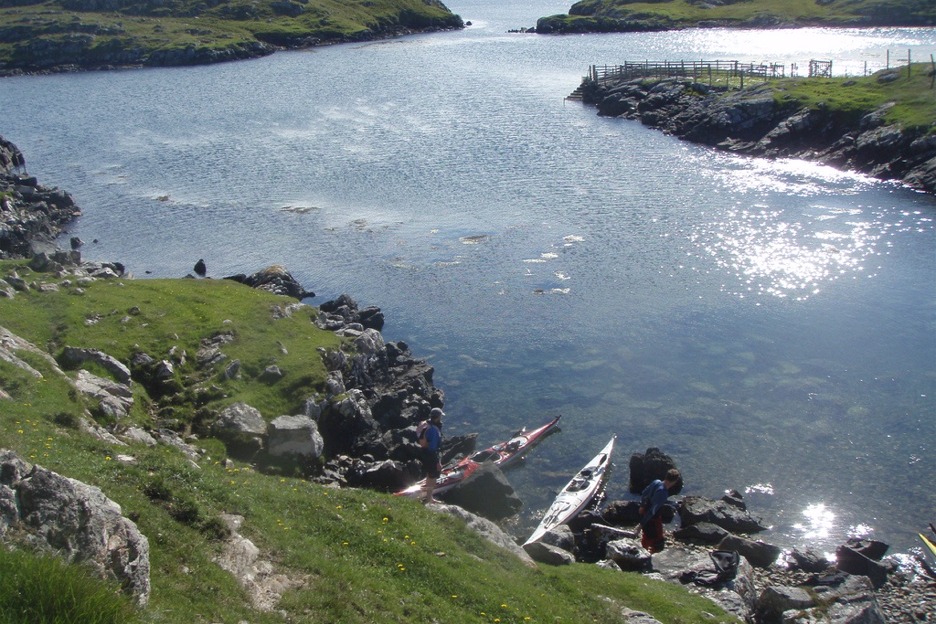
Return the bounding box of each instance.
[2,0,934,553]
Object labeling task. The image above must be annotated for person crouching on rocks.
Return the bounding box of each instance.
[639,468,680,553]
[420,408,444,503]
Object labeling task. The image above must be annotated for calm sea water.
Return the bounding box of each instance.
[2,0,934,555]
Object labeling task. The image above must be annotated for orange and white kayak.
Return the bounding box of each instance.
[395,415,561,498]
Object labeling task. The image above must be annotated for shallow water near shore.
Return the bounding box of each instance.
[1,0,934,555]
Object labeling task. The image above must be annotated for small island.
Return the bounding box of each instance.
[534,0,936,35]
[0,0,463,75]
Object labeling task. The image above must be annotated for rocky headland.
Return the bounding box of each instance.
[578,70,936,194]
[0,0,463,75]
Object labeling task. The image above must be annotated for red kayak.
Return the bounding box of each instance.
[395,415,561,498]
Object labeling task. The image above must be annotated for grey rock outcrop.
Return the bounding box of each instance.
[0,450,150,606]
[224,264,314,300]
[716,533,781,568]
[606,537,653,571]
[757,574,886,623]
[628,447,682,494]
[1,137,82,259]
[581,73,936,194]
[74,369,134,421]
[436,503,536,568]
[60,346,132,384]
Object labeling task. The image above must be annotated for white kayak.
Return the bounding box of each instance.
[523,435,615,546]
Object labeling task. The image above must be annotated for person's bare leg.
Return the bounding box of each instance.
[423,477,436,503]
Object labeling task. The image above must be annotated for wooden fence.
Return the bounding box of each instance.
[588,60,789,86]
[571,52,935,97]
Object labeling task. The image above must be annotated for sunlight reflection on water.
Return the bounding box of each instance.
[793,503,836,542]
[693,204,876,299]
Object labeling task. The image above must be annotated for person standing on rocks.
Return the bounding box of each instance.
[420,408,444,503]
[639,468,680,553]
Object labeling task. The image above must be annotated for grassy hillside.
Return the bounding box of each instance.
[0,259,738,623]
[0,0,463,73]
[536,0,936,33]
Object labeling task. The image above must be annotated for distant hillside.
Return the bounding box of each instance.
[536,0,936,34]
[0,0,463,74]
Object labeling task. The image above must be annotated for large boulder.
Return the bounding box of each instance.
[266,415,324,461]
[835,544,890,588]
[673,521,729,544]
[0,450,150,606]
[628,447,682,494]
[523,541,575,566]
[716,534,781,568]
[678,495,767,533]
[213,402,267,458]
[440,462,522,521]
[605,537,652,571]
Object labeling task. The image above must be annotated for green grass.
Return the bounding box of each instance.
[768,64,936,131]
[0,259,740,623]
[0,263,343,427]
[0,547,141,624]
[537,0,936,33]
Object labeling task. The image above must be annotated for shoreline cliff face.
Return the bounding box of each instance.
[0,137,81,258]
[580,72,936,195]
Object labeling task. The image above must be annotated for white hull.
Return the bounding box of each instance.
[523,436,615,546]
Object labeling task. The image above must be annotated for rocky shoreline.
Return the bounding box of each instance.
[2,138,935,621]
[0,25,459,78]
[0,137,82,258]
[579,72,936,195]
